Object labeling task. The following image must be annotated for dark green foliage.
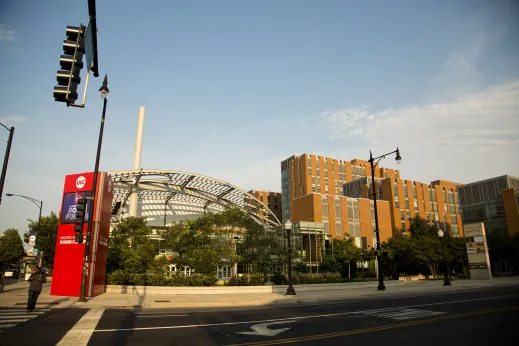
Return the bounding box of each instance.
[0,229,24,266]
[107,271,218,286]
[271,272,287,285]
[24,212,59,268]
[293,262,309,273]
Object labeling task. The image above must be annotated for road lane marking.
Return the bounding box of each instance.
[237,321,297,336]
[135,314,188,318]
[93,294,519,333]
[0,319,31,323]
[228,306,519,346]
[56,308,104,346]
[353,308,446,320]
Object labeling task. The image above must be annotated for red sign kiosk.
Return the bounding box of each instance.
[50,172,113,297]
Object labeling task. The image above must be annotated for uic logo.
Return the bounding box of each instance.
[76,176,86,189]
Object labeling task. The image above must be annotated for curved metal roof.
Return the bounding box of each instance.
[107,169,282,228]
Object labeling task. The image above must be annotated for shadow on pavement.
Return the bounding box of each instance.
[104,281,147,345]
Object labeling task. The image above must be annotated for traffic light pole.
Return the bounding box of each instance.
[78,95,107,302]
[0,125,14,206]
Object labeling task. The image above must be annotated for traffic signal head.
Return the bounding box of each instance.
[74,198,86,233]
[74,233,84,244]
[54,25,86,105]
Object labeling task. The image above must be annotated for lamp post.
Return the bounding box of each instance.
[368,147,402,291]
[78,75,109,303]
[6,194,43,266]
[0,123,15,206]
[437,229,451,286]
[285,219,296,295]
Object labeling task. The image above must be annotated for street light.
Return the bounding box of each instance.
[5,194,43,266]
[285,219,296,296]
[0,123,15,206]
[368,147,402,291]
[78,75,109,303]
[437,229,451,286]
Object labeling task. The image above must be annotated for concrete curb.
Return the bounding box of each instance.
[105,280,405,295]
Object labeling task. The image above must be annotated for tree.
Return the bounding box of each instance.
[445,237,469,276]
[383,235,419,275]
[107,217,156,274]
[332,236,362,279]
[0,229,25,267]
[413,235,443,277]
[320,255,342,274]
[24,212,59,268]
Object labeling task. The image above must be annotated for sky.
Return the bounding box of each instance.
[0,0,518,235]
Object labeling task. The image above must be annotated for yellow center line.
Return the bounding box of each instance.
[228,306,519,346]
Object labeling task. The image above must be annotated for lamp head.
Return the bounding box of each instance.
[284,219,292,230]
[395,147,402,164]
[438,229,444,237]
[99,74,109,99]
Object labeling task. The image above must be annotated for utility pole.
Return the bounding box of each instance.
[0,125,14,206]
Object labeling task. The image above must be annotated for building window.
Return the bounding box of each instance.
[406,210,410,220]
[405,199,409,209]
[450,205,456,214]
[401,221,406,231]
[336,221,342,235]
[335,200,341,218]
[395,197,400,208]
[413,186,416,199]
[217,265,230,279]
[322,196,328,219]
[404,186,408,198]
[394,183,399,196]
[361,237,368,250]
[302,185,305,196]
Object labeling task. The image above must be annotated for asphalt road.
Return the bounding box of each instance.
[1,285,518,346]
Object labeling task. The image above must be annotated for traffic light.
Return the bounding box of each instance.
[74,198,87,244]
[54,25,86,105]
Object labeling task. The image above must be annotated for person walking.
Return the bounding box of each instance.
[26,266,46,312]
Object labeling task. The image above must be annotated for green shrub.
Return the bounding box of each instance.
[226,276,242,286]
[145,274,168,286]
[107,271,217,286]
[324,273,342,283]
[293,263,309,274]
[271,272,287,285]
[107,270,131,285]
[299,273,325,284]
[240,275,250,286]
[249,273,265,286]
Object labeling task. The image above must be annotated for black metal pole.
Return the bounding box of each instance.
[164,202,167,227]
[0,126,14,206]
[78,95,107,302]
[370,151,386,291]
[440,236,451,286]
[286,228,296,295]
[37,201,43,267]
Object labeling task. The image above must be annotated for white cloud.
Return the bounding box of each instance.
[0,115,27,125]
[212,158,284,193]
[321,80,519,184]
[0,27,16,42]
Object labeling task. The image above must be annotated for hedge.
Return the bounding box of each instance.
[107,270,217,286]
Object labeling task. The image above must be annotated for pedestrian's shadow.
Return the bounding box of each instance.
[105,278,148,345]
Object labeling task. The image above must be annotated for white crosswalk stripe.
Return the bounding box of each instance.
[0,308,52,333]
[352,308,446,320]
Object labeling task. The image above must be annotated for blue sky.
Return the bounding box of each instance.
[1,0,518,234]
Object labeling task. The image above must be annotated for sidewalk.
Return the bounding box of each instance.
[2,276,518,310]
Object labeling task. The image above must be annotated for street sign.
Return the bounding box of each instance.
[84,18,94,71]
[33,248,39,256]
